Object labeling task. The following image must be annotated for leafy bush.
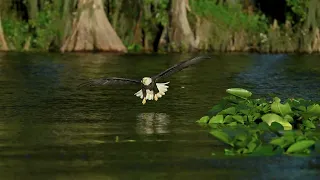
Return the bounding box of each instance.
[29,1,60,50]
[197,88,320,155]
[190,0,268,33]
[2,18,29,50]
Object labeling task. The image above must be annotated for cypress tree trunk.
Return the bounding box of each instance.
[169,0,197,51]
[0,15,9,51]
[61,0,127,52]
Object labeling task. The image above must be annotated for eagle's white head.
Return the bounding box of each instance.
[142,77,152,86]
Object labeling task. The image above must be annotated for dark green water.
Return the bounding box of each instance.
[1,52,320,179]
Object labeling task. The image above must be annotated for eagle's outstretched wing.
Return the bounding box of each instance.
[78,77,141,88]
[151,55,211,81]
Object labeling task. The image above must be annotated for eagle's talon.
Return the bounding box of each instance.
[154,94,158,101]
[142,98,146,105]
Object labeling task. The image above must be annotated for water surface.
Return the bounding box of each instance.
[1,52,320,179]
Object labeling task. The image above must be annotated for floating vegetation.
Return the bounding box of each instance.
[197,88,320,156]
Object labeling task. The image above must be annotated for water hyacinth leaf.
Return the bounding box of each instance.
[284,115,294,123]
[224,149,236,156]
[232,115,244,124]
[239,109,250,115]
[224,95,242,104]
[271,101,292,116]
[209,115,224,124]
[303,120,316,129]
[253,113,261,121]
[309,116,318,121]
[210,130,232,146]
[270,137,285,147]
[286,140,315,153]
[197,116,210,123]
[257,122,270,131]
[307,104,320,116]
[226,88,252,99]
[251,144,275,155]
[224,115,233,123]
[296,136,306,142]
[261,113,292,130]
[235,140,248,148]
[296,106,307,112]
[219,107,236,115]
[237,147,249,154]
[247,140,257,152]
[209,123,219,129]
[274,137,295,149]
[235,133,247,142]
[273,97,281,103]
[270,122,284,131]
[243,115,248,122]
[262,105,270,113]
[227,122,238,126]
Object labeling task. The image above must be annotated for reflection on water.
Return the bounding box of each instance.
[136,113,170,135]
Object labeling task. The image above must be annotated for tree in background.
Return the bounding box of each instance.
[169,0,198,51]
[0,14,9,51]
[1,0,320,53]
[61,0,127,52]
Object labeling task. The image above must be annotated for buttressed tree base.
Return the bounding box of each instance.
[61,0,127,52]
[0,15,8,51]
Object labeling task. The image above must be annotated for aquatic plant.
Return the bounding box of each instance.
[197,88,320,155]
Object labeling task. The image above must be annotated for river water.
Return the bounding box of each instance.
[0,52,320,179]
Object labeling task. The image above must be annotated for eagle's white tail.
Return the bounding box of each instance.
[134,82,170,104]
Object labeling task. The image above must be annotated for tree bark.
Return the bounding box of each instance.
[169,0,197,51]
[0,15,9,51]
[61,0,127,52]
[27,0,38,20]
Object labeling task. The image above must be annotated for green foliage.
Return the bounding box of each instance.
[286,0,309,24]
[197,88,320,156]
[142,0,169,26]
[140,0,169,42]
[2,1,61,51]
[2,18,29,50]
[190,0,268,33]
[29,1,60,50]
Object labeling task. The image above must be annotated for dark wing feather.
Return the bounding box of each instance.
[152,55,211,81]
[78,77,140,88]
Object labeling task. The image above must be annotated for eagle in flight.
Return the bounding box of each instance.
[79,55,211,105]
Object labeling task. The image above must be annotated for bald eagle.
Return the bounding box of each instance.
[78,55,211,104]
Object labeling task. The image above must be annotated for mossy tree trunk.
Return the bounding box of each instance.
[169,0,197,51]
[61,0,127,52]
[0,15,9,51]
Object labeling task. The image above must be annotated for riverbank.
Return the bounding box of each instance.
[0,0,319,54]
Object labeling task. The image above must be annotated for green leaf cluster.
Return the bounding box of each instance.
[197,88,320,155]
[189,0,268,33]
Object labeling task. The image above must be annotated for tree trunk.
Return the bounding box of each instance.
[132,9,143,45]
[61,0,127,52]
[0,15,9,51]
[27,0,38,20]
[169,0,197,51]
